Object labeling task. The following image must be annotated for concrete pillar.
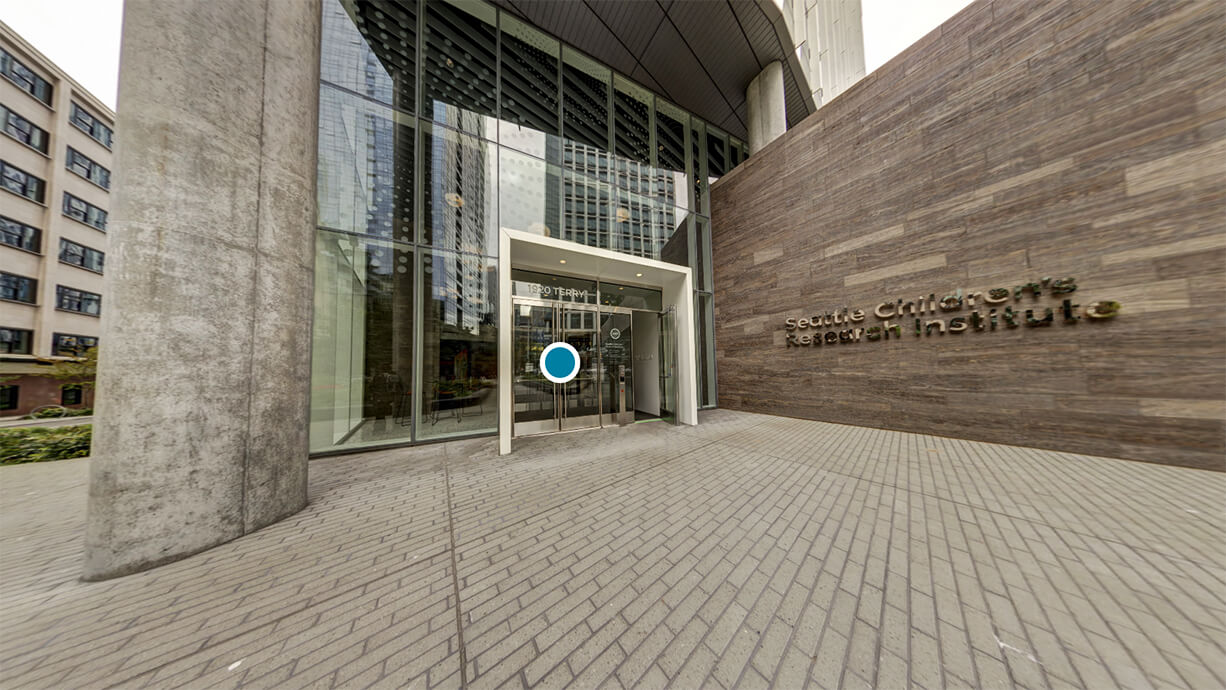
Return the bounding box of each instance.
[746,61,787,154]
[83,0,321,580]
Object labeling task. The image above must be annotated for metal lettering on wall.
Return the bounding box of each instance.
[781,277,1121,347]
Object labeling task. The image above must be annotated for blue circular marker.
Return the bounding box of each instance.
[540,342,580,383]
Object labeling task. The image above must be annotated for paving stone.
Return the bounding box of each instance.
[0,410,1222,689]
[808,628,848,688]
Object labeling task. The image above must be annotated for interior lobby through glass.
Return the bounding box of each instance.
[510,269,674,438]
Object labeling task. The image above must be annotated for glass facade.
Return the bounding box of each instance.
[311,0,741,453]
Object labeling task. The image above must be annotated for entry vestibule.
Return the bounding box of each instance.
[498,229,699,454]
[510,283,677,437]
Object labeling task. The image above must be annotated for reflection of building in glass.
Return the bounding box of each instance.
[560,141,680,259]
[308,0,832,453]
[427,114,489,335]
[312,2,418,447]
[318,2,396,238]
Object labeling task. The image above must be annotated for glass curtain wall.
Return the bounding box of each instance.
[312,0,743,453]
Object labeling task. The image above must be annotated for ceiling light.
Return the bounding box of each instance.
[559,259,566,264]
[635,273,642,277]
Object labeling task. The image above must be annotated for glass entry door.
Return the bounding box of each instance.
[512,302,559,436]
[559,307,601,430]
[513,299,606,436]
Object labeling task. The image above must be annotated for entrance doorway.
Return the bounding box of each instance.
[512,297,675,437]
[499,229,700,455]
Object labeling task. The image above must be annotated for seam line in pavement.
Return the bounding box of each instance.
[55,425,760,687]
[444,444,470,688]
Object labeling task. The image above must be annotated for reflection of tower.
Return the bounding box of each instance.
[430,115,488,334]
[559,141,680,260]
[320,0,415,405]
[318,1,399,239]
[543,136,562,237]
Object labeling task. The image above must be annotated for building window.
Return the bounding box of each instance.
[0,272,37,304]
[52,333,98,356]
[62,192,107,231]
[0,385,17,411]
[0,160,45,203]
[56,285,100,316]
[0,47,52,105]
[0,103,49,154]
[61,386,83,406]
[65,147,110,190]
[0,215,40,252]
[58,238,105,273]
[0,327,33,354]
[69,102,113,148]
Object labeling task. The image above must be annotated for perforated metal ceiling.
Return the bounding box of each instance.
[488,0,814,140]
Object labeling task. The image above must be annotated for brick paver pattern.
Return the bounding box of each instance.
[1,410,1224,689]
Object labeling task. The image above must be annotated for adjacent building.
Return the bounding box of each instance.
[0,21,113,417]
[781,0,867,107]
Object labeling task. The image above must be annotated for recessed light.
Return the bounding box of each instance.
[559,259,566,264]
[635,273,642,277]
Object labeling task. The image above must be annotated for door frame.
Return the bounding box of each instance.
[510,298,563,437]
[499,228,699,456]
[597,307,635,427]
[507,297,608,436]
[510,298,643,438]
[557,303,603,432]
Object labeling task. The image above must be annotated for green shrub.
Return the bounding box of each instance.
[0,425,92,465]
[21,404,92,421]
[24,407,92,419]
[25,407,92,419]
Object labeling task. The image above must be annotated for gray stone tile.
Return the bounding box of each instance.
[0,410,1222,689]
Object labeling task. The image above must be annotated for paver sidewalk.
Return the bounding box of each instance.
[1,410,1223,688]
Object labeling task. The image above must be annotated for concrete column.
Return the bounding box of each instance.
[746,61,787,154]
[83,0,321,580]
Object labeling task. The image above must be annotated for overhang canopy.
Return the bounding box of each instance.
[488,0,814,140]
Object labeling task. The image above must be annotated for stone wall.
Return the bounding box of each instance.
[710,0,1225,470]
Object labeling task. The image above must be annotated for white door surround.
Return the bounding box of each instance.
[498,228,699,455]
